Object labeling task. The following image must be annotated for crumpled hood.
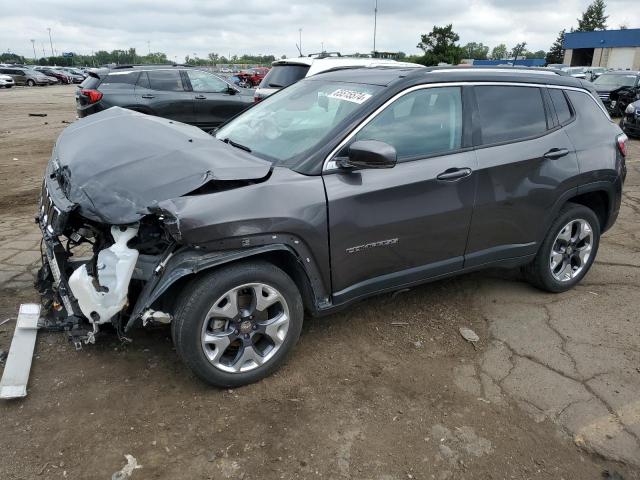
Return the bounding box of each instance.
[49,107,271,224]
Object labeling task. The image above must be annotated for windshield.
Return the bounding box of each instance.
[216,80,382,164]
[594,74,637,88]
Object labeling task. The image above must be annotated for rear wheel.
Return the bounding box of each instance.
[172,261,304,387]
[523,203,600,292]
[27,79,35,87]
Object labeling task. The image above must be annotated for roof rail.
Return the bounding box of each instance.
[111,63,188,69]
[307,51,342,59]
[424,65,568,76]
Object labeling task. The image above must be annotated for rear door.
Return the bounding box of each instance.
[135,69,194,124]
[185,70,249,129]
[464,84,580,266]
[323,86,477,304]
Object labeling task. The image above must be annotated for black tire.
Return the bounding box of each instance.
[523,203,600,292]
[172,261,304,387]
[27,79,35,87]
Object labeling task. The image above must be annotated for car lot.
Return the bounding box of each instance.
[0,84,639,479]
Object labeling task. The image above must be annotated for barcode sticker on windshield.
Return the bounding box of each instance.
[328,89,372,104]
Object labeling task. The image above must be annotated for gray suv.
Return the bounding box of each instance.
[36,67,627,387]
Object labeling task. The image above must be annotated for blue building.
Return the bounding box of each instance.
[472,59,546,67]
[563,28,640,69]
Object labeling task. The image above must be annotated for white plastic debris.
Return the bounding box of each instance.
[69,226,139,324]
[459,327,480,344]
[111,454,142,480]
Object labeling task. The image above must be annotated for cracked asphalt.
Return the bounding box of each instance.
[456,137,640,466]
[0,85,639,479]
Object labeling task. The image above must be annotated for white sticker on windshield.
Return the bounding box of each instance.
[328,89,372,104]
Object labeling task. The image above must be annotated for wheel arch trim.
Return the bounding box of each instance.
[126,241,328,331]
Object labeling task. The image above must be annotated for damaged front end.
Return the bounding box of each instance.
[35,107,273,347]
[36,184,176,347]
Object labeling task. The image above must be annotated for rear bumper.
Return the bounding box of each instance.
[76,102,104,118]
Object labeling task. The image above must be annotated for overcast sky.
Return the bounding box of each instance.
[2,0,639,61]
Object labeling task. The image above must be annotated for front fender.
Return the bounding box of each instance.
[126,239,328,331]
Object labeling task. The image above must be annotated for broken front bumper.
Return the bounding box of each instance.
[37,181,141,327]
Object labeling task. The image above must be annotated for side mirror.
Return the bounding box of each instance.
[338,140,397,170]
[227,85,239,95]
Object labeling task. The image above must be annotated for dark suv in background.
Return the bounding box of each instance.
[38,67,626,388]
[593,70,640,116]
[77,65,254,130]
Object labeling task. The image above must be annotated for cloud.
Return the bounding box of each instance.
[1,0,638,60]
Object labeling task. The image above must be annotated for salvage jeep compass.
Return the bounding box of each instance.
[37,67,627,387]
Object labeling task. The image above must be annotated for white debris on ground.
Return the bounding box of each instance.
[111,454,142,480]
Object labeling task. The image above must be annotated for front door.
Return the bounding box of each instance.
[323,86,477,304]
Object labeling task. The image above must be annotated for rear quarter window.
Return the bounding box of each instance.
[80,75,102,89]
[259,65,309,88]
[475,85,548,145]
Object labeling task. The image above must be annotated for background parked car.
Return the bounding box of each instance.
[59,67,87,83]
[593,70,640,116]
[254,54,422,102]
[35,67,71,84]
[0,74,15,88]
[621,99,640,138]
[76,65,254,131]
[0,67,50,86]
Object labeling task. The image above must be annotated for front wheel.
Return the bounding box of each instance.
[523,203,600,292]
[172,261,304,387]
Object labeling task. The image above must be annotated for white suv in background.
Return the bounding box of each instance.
[253,53,422,102]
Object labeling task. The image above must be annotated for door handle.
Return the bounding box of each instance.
[195,95,207,100]
[543,148,569,160]
[141,94,155,99]
[436,167,473,181]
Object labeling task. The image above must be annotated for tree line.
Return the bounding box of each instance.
[408,0,610,66]
[0,48,279,67]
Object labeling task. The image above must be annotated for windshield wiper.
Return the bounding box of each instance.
[268,83,284,88]
[222,137,252,153]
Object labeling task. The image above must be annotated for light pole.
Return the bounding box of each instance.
[47,27,54,56]
[30,39,36,62]
[373,0,378,54]
[299,28,302,56]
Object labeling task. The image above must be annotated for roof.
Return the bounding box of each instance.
[310,65,584,88]
[564,28,640,49]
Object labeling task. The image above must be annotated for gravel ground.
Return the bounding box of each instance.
[0,84,638,480]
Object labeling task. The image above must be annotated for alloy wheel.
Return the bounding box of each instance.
[549,218,594,282]
[201,283,290,373]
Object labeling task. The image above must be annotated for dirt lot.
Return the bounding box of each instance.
[0,85,639,480]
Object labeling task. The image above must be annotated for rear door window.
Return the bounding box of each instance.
[549,89,573,125]
[475,86,548,145]
[259,65,309,88]
[147,70,185,91]
[101,71,140,87]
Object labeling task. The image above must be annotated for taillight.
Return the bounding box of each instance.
[81,89,103,104]
[617,134,628,157]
